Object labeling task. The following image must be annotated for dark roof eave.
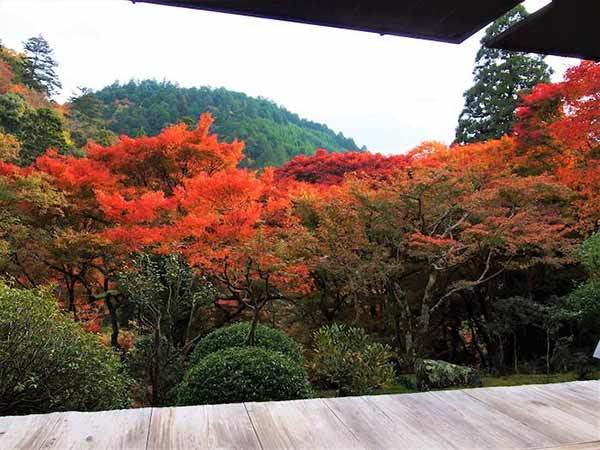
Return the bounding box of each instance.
[131,0,522,44]
[487,0,599,61]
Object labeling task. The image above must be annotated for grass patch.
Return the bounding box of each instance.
[481,371,600,388]
[313,371,599,398]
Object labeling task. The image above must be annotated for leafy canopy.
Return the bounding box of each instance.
[455,6,552,143]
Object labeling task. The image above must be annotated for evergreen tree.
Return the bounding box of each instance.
[17,108,69,165]
[455,6,553,144]
[22,35,62,97]
[69,87,104,120]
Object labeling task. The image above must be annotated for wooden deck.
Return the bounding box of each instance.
[1,381,598,449]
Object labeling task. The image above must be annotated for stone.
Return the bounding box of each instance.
[415,359,480,391]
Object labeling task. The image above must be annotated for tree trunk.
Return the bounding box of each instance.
[391,282,416,363]
[106,296,120,349]
[151,325,161,405]
[184,301,196,345]
[513,331,519,373]
[466,301,487,368]
[418,271,438,333]
[546,328,551,375]
[246,301,260,346]
[67,278,78,320]
[415,271,438,356]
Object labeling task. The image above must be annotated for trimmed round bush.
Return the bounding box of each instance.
[190,322,304,365]
[0,283,131,415]
[178,346,311,405]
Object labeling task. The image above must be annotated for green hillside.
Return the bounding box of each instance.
[94,80,360,167]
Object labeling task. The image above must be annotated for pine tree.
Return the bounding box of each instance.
[455,6,553,144]
[22,35,62,97]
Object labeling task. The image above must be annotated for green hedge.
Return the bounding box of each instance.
[178,347,311,405]
[190,322,304,365]
[0,283,131,415]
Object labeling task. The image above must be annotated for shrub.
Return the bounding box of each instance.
[125,335,185,406]
[573,353,597,381]
[0,283,131,415]
[415,359,480,391]
[177,347,311,405]
[310,323,395,396]
[190,322,304,365]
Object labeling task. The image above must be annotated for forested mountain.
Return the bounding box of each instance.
[94,80,360,167]
[1,37,359,168]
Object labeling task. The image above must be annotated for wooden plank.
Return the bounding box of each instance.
[147,403,261,450]
[38,407,152,450]
[2,382,598,450]
[367,390,556,450]
[533,440,600,450]
[536,381,600,401]
[528,386,600,426]
[365,392,471,449]
[465,385,599,445]
[427,389,559,449]
[0,412,61,450]
[553,381,600,412]
[561,381,600,399]
[323,395,447,449]
[245,398,362,449]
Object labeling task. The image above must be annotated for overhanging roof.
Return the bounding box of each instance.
[487,0,599,61]
[131,0,522,44]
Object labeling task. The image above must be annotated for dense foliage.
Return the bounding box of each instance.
[94,80,359,167]
[119,253,216,405]
[178,347,311,405]
[190,322,305,366]
[275,148,409,185]
[0,283,130,415]
[311,324,395,395]
[0,35,598,411]
[455,6,552,143]
[568,233,600,322]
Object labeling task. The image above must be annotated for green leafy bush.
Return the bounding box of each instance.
[177,347,311,405]
[0,283,131,415]
[311,323,395,396]
[190,322,304,365]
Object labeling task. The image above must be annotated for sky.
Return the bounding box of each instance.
[0,0,580,154]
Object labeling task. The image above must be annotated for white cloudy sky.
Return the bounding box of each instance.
[0,0,580,154]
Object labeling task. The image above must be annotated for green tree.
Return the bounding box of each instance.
[568,233,600,319]
[119,253,215,405]
[22,35,62,96]
[455,6,553,144]
[69,87,104,119]
[67,87,114,147]
[0,93,27,134]
[0,93,69,165]
[17,107,69,164]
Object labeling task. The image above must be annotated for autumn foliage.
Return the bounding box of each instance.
[1,60,598,364]
[275,148,410,185]
[514,60,600,229]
